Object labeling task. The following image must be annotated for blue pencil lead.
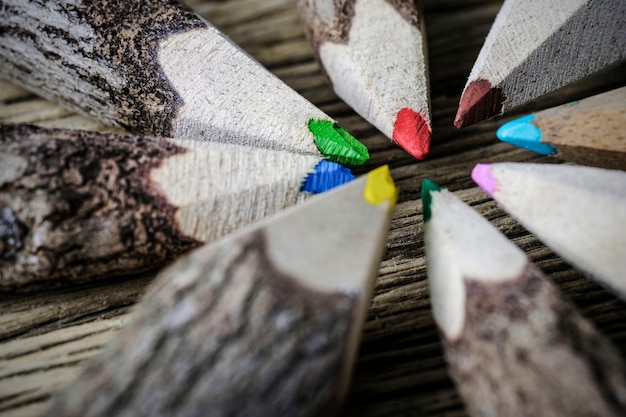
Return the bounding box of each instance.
[301,160,355,194]
[496,115,557,155]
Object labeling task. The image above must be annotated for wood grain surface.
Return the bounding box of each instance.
[1,0,626,416]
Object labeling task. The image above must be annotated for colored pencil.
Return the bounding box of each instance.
[472,162,626,300]
[0,0,369,165]
[44,166,397,417]
[422,179,626,417]
[296,0,431,159]
[496,87,626,170]
[454,0,626,128]
[0,123,354,290]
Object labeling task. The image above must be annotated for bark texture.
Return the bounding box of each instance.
[0,0,204,135]
[445,265,626,417]
[45,230,358,417]
[297,0,420,53]
[0,123,199,290]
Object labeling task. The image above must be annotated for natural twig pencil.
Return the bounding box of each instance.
[44,166,397,417]
[0,123,354,290]
[296,0,431,159]
[0,0,369,164]
[454,0,626,128]
[422,179,626,417]
[496,87,626,170]
[472,162,626,300]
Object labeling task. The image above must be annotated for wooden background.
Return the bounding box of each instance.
[1,0,625,416]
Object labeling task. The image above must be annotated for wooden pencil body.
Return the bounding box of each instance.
[44,231,359,417]
[455,0,626,127]
[423,183,626,417]
[296,0,431,158]
[0,124,321,290]
[533,87,626,170]
[0,0,333,156]
[0,124,199,289]
[446,265,626,417]
[43,169,396,417]
[473,163,626,300]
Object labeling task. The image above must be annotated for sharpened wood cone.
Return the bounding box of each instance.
[44,167,396,417]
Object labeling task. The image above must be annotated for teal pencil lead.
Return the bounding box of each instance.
[496,115,557,155]
[421,179,442,222]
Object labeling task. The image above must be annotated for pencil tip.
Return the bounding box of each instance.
[363,165,397,211]
[421,179,442,222]
[308,119,370,165]
[454,79,504,128]
[471,164,496,198]
[301,160,355,194]
[496,115,557,155]
[392,108,432,159]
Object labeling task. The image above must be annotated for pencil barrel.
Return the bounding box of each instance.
[0,0,205,136]
[444,265,626,417]
[44,230,358,417]
[0,123,199,289]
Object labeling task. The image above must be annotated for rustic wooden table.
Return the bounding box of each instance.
[1,1,625,416]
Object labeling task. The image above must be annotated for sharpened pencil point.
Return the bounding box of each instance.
[392,108,432,159]
[308,119,370,165]
[496,115,557,155]
[471,164,496,198]
[301,160,355,194]
[363,165,397,211]
[421,179,442,222]
[454,79,505,128]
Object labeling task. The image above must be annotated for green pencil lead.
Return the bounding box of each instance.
[308,119,370,165]
[421,179,442,222]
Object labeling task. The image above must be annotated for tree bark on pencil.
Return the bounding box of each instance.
[0,0,203,135]
[0,123,336,291]
[0,123,200,290]
[44,230,359,417]
[0,0,370,162]
[423,181,626,417]
[444,265,626,417]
